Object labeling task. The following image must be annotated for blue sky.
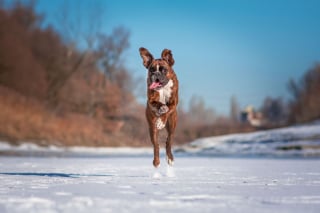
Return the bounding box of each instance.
[35,0,320,115]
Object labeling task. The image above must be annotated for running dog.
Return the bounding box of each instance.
[139,47,179,167]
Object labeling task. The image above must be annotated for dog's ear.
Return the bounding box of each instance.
[161,49,175,67]
[139,47,154,68]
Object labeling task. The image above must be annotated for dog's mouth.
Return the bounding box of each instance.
[149,77,167,90]
[149,81,162,89]
[149,75,169,90]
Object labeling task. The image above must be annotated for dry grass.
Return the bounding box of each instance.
[0,86,146,147]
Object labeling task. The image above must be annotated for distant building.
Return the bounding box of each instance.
[240,105,265,127]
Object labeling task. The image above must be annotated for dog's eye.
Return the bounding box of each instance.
[149,67,156,73]
[159,66,167,73]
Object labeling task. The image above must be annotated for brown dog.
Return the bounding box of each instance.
[139,47,179,168]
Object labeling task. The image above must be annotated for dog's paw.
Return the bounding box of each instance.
[158,105,169,115]
[155,118,166,130]
[153,158,160,168]
[166,155,174,166]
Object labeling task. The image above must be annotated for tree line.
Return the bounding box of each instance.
[0,1,147,146]
[0,1,319,147]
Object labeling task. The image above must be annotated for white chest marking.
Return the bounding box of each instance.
[158,79,173,104]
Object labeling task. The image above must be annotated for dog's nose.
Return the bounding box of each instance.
[152,72,162,82]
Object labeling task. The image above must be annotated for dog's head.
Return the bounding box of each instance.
[139,47,175,90]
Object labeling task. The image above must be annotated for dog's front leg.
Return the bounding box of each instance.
[149,127,160,167]
[164,97,178,115]
[157,105,169,116]
[162,100,177,166]
[165,111,177,166]
[148,101,164,116]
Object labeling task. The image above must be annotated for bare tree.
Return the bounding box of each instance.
[288,64,320,123]
[45,1,106,106]
[261,97,288,125]
[188,95,216,125]
[230,95,239,123]
[96,27,130,85]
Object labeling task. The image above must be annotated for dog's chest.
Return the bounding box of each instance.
[158,79,173,104]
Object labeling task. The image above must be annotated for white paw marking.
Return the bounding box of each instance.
[166,155,174,166]
[156,118,165,130]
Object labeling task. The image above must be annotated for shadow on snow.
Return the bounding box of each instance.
[0,172,114,178]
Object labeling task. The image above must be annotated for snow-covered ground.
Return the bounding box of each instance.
[0,122,320,212]
[0,143,154,158]
[178,121,320,157]
[0,156,320,213]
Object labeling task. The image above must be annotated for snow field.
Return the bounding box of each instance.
[0,156,320,213]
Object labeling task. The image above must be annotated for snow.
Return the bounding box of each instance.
[0,157,320,213]
[0,122,320,212]
[0,143,154,157]
[178,121,320,157]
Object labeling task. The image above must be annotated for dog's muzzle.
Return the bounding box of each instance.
[149,72,169,90]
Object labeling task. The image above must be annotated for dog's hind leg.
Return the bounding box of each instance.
[165,111,177,166]
[165,135,174,166]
